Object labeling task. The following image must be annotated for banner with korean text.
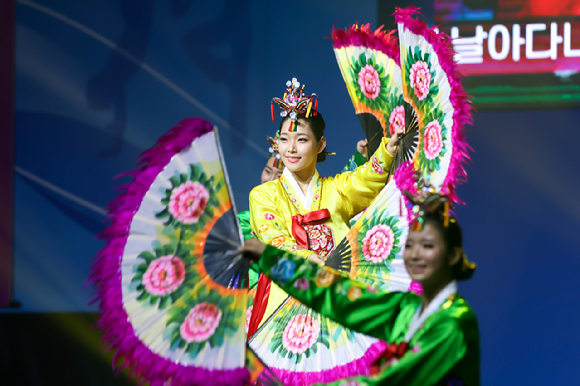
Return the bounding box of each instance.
[435,0,580,110]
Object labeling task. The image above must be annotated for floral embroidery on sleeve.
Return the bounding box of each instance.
[347,286,363,301]
[315,269,338,287]
[268,235,286,248]
[270,258,296,284]
[294,278,309,290]
[371,155,384,174]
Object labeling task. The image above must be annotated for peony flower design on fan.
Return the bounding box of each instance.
[417,108,447,174]
[383,92,406,139]
[268,308,332,364]
[282,314,320,355]
[362,224,395,263]
[168,181,209,224]
[388,105,405,137]
[355,208,404,286]
[350,52,390,110]
[131,237,198,309]
[410,61,431,101]
[165,284,241,358]
[180,303,222,343]
[423,120,444,160]
[403,46,439,109]
[143,255,186,295]
[358,65,381,99]
[156,163,222,229]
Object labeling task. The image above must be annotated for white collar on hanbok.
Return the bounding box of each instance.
[282,168,320,211]
[404,280,458,342]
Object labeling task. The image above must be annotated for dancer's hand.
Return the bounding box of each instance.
[356,139,368,159]
[239,238,266,260]
[387,126,405,156]
[307,254,325,266]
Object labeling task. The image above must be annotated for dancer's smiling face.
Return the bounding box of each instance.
[404,221,460,288]
[277,119,325,175]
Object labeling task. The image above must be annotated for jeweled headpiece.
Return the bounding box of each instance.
[271,77,318,132]
[403,176,451,231]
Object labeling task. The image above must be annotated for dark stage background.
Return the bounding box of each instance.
[1,0,579,385]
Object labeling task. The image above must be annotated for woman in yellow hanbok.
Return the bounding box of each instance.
[247,78,403,338]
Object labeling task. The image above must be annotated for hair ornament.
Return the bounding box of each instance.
[454,250,476,280]
[403,176,452,231]
[461,251,476,272]
[267,133,284,170]
[270,101,275,122]
[271,77,318,132]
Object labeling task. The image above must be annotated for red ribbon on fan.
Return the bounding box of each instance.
[247,274,271,339]
[291,209,331,249]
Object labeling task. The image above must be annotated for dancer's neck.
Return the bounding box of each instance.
[289,167,316,196]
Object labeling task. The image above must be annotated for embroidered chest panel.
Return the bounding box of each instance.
[305,224,335,258]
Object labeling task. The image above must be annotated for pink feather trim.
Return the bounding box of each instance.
[394,6,473,205]
[393,161,419,223]
[270,340,387,386]
[331,24,400,64]
[393,161,418,194]
[88,117,249,386]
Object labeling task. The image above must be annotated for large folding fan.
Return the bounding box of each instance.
[325,162,416,291]
[332,24,406,159]
[89,118,281,386]
[323,6,472,302]
[332,7,471,202]
[248,294,386,386]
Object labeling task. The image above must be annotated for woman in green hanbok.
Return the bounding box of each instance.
[241,193,480,386]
